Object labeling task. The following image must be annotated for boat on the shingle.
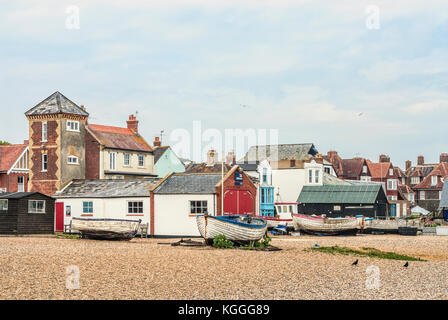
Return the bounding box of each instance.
[72,217,141,240]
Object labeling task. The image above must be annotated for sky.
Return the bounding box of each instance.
[0,0,447,167]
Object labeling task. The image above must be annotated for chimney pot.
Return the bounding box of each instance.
[206,149,218,167]
[440,153,448,163]
[379,154,390,163]
[417,155,424,165]
[127,114,139,134]
[153,136,161,147]
[405,160,412,170]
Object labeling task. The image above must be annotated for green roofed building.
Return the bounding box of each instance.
[297,184,388,218]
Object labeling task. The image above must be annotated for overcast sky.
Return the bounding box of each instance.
[1,0,447,167]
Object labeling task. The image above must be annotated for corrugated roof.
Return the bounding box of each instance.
[438,180,448,209]
[25,91,89,116]
[241,143,318,162]
[54,179,159,198]
[0,144,27,172]
[87,124,153,152]
[297,184,383,204]
[153,173,222,194]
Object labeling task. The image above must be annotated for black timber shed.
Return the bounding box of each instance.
[0,192,55,234]
[297,184,388,218]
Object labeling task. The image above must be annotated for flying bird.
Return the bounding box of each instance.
[404,262,409,268]
[352,259,359,266]
[358,112,364,116]
[240,104,251,108]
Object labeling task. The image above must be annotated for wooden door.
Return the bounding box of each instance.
[223,190,238,215]
[239,191,253,214]
[55,202,64,232]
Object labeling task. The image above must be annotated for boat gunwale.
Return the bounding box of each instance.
[72,217,142,223]
[197,214,267,229]
[292,213,357,221]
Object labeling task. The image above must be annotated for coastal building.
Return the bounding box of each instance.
[438,179,448,221]
[413,161,448,212]
[0,192,55,234]
[0,142,29,192]
[54,178,159,232]
[152,137,186,178]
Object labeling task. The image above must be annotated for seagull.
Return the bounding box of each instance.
[240,104,251,108]
[404,262,409,268]
[352,259,359,266]
[358,112,364,116]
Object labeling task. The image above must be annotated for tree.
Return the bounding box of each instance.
[0,141,11,145]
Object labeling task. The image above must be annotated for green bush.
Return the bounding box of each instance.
[213,234,234,249]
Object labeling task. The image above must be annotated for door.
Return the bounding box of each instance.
[55,202,64,232]
[223,190,254,215]
[223,190,238,215]
[390,204,396,217]
[239,191,254,214]
[17,176,24,192]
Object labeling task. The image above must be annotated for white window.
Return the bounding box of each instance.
[28,200,45,213]
[402,177,406,184]
[109,152,116,170]
[420,191,425,200]
[0,199,8,211]
[362,165,367,174]
[18,176,24,192]
[124,153,130,166]
[42,122,47,142]
[389,168,393,176]
[138,154,144,167]
[431,176,438,186]
[308,170,312,183]
[360,176,371,182]
[190,201,208,214]
[315,169,319,183]
[387,179,397,190]
[42,154,48,172]
[67,155,79,164]
[408,193,415,202]
[411,176,420,185]
[66,120,79,132]
[128,201,144,214]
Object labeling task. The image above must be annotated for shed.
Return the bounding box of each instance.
[297,184,388,218]
[0,192,55,234]
[53,178,159,232]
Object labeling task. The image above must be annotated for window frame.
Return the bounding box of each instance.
[82,201,93,214]
[28,200,45,214]
[431,176,438,186]
[420,191,425,200]
[124,153,130,166]
[109,152,116,170]
[314,169,319,183]
[67,155,79,165]
[42,154,48,172]
[127,201,144,215]
[190,200,208,215]
[0,199,8,211]
[42,122,48,142]
[66,120,80,132]
[138,154,144,167]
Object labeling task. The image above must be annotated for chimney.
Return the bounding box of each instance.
[127,114,138,134]
[405,160,411,170]
[206,149,218,167]
[440,153,448,163]
[80,105,86,111]
[379,154,390,163]
[23,140,29,145]
[226,152,235,165]
[417,155,424,166]
[153,137,161,147]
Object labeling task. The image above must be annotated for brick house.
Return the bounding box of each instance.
[85,115,156,180]
[0,143,29,192]
[405,155,438,187]
[412,161,448,212]
[25,92,89,196]
[367,156,399,200]
[324,151,371,181]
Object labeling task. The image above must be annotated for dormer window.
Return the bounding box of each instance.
[431,176,438,186]
[389,168,393,176]
[67,120,79,132]
[362,165,367,174]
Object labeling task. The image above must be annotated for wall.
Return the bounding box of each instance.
[0,198,18,234]
[101,149,155,178]
[154,148,185,177]
[85,130,100,179]
[0,173,28,192]
[271,169,306,203]
[17,194,55,234]
[60,118,87,185]
[152,194,215,237]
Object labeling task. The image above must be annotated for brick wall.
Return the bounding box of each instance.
[85,130,100,179]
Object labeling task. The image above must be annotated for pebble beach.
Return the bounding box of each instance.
[1,234,448,300]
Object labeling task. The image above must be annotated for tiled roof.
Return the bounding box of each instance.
[367,161,393,179]
[25,91,89,116]
[398,183,415,194]
[414,162,448,189]
[153,173,222,194]
[0,144,27,172]
[153,146,169,163]
[297,185,383,204]
[323,151,343,175]
[55,179,159,198]
[241,143,318,162]
[439,180,448,209]
[0,192,49,199]
[340,158,366,178]
[394,167,406,178]
[88,124,153,152]
[185,163,232,174]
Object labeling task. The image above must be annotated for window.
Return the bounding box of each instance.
[411,176,420,185]
[42,122,47,142]
[362,165,367,174]
[389,168,393,176]
[308,170,312,183]
[190,201,208,214]
[82,201,93,214]
[138,154,144,167]
[334,205,341,211]
[387,179,397,190]
[68,155,79,164]
[66,120,79,132]
[109,152,116,170]
[28,200,45,213]
[128,201,144,214]
[420,191,425,200]
[290,160,295,167]
[431,176,438,186]
[324,167,330,174]
[124,153,130,166]
[0,199,8,211]
[360,176,371,182]
[18,176,24,192]
[408,193,415,202]
[315,169,319,183]
[262,168,267,183]
[42,154,48,172]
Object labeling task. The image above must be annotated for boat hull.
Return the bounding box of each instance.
[292,214,359,236]
[256,216,294,229]
[71,218,141,240]
[196,215,267,243]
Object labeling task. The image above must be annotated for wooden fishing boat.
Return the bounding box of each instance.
[71,217,141,240]
[256,215,293,229]
[196,214,267,243]
[292,213,359,235]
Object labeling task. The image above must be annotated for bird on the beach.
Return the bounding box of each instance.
[404,262,409,268]
[352,259,359,266]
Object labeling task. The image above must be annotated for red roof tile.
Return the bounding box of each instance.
[0,144,27,172]
[87,124,153,152]
[414,162,448,189]
[367,161,394,179]
[340,158,366,178]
